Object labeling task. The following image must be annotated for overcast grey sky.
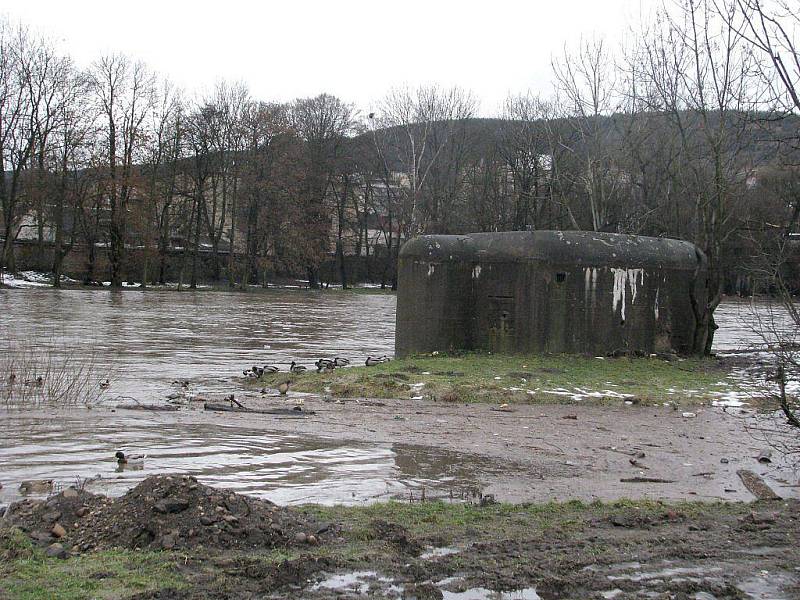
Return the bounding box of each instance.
[3,0,651,114]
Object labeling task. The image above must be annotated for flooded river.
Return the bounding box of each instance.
[0,288,396,401]
[0,288,792,506]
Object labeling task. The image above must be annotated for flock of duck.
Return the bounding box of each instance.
[242,355,391,379]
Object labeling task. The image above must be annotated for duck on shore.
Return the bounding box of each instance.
[315,358,335,372]
[365,355,391,366]
[333,357,350,367]
[290,361,307,373]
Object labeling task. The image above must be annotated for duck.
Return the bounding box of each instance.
[252,366,265,377]
[365,356,390,366]
[99,379,111,389]
[262,365,280,373]
[315,358,335,372]
[24,376,44,386]
[243,370,259,379]
[19,479,54,494]
[290,361,307,373]
[278,381,290,395]
[333,357,350,367]
[115,451,146,466]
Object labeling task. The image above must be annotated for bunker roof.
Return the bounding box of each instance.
[400,231,704,270]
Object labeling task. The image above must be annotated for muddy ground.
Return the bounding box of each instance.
[1,475,799,599]
[18,393,792,505]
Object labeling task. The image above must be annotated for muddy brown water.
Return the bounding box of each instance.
[0,288,791,506]
[0,411,507,506]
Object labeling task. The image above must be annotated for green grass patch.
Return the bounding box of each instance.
[0,534,185,600]
[304,498,744,547]
[255,353,734,406]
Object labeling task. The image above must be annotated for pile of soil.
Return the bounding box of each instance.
[4,475,327,552]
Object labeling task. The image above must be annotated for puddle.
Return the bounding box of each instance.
[312,570,400,594]
[608,565,722,582]
[0,413,504,506]
[420,546,461,559]
[441,588,540,600]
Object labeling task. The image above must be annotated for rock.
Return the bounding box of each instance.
[160,535,176,549]
[43,511,61,522]
[223,515,239,524]
[45,543,67,559]
[200,516,216,526]
[51,523,66,538]
[62,488,79,499]
[76,507,89,518]
[403,582,444,600]
[153,498,190,514]
[294,532,307,544]
[306,534,318,545]
[682,412,697,418]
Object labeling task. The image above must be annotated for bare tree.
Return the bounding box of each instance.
[375,85,477,235]
[87,54,155,287]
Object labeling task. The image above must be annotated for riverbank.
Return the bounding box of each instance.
[254,353,744,407]
[1,475,797,599]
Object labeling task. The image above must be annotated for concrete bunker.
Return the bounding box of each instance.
[395,231,707,357]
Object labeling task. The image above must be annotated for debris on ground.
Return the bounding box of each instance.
[4,475,328,552]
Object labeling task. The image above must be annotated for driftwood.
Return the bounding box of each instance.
[737,469,780,500]
[203,402,315,416]
[620,477,675,484]
[116,403,180,411]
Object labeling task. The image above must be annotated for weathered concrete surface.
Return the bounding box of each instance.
[397,231,707,357]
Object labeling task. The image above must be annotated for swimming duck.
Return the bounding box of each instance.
[333,357,350,367]
[115,451,145,466]
[290,361,307,373]
[279,381,290,395]
[99,379,111,389]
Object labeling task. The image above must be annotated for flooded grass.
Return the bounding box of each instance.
[256,353,733,406]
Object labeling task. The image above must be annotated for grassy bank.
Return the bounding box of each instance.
[255,353,735,406]
[1,498,781,600]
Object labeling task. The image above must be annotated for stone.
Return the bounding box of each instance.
[153,498,189,514]
[160,535,176,549]
[45,543,67,559]
[51,523,66,538]
[306,534,318,545]
[43,511,62,522]
[75,507,88,518]
[223,515,239,524]
[62,488,79,499]
[200,516,216,526]
[294,532,307,544]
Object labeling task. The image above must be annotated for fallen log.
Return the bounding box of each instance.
[116,404,180,411]
[203,402,315,416]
